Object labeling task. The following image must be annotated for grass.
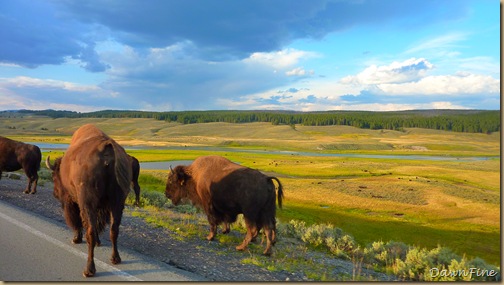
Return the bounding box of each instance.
[1,115,500,276]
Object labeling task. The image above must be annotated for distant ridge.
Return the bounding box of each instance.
[3,109,500,134]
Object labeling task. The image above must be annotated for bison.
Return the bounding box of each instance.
[45,124,132,277]
[0,136,41,194]
[165,155,283,255]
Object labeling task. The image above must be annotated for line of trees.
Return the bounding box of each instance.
[13,109,500,134]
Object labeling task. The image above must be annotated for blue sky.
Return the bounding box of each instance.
[0,0,500,112]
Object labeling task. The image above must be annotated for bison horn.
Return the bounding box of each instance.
[170,165,173,172]
[45,156,54,170]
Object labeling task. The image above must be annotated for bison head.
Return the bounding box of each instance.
[45,156,65,201]
[165,165,191,205]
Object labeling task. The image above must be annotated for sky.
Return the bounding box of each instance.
[0,0,500,112]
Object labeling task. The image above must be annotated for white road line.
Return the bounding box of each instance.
[0,210,142,281]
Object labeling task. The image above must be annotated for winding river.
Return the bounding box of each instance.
[34,142,498,170]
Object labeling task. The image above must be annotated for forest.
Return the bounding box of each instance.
[11,109,501,134]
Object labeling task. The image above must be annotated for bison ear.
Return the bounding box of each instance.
[174,166,190,186]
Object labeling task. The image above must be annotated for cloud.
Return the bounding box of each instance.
[0,76,120,111]
[246,49,318,69]
[286,67,314,77]
[0,1,81,67]
[340,58,433,85]
[91,43,317,110]
[1,0,469,68]
[1,0,493,112]
[377,73,500,96]
[404,33,468,55]
[337,58,499,110]
[1,76,100,92]
[0,0,109,71]
[73,42,111,72]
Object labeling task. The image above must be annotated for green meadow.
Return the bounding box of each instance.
[1,114,500,267]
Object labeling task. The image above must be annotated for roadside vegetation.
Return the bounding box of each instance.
[1,113,500,281]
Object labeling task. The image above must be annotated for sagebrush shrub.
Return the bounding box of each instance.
[141,190,167,208]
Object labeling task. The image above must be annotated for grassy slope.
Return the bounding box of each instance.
[1,115,500,264]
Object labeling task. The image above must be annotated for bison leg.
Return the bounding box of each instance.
[23,170,38,194]
[236,219,258,252]
[23,183,30,194]
[73,228,83,244]
[81,209,97,277]
[221,222,230,234]
[63,202,83,244]
[133,183,140,207]
[261,216,277,256]
[262,227,274,256]
[207,223,218,241]
[29,174,38,194]
[205,215,219,241]
[23,179,32,194]
[109,207,124,265]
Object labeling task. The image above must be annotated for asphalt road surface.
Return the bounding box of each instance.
[0,200,206,282]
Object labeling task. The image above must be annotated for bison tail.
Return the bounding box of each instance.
[35,147,42,171]
[109,141,132,195]
[268,177,284,209]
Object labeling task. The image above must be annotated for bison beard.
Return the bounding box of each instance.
[0,136,41,194]
[46,124,132,277]
[165,155,283,256]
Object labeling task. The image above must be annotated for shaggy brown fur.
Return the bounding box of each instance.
[46,124,132,277]
[165,155,283,256]
[0,136,41,194]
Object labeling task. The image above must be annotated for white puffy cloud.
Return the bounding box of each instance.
[0,76,119,111]
[245,49,318,69]
[1,76,100,92]
[377,73,500,96]
[340,58,433,85]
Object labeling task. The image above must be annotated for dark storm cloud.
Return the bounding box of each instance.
[1,0,469,67]
[0,0,80,67]
[0,0,110,71]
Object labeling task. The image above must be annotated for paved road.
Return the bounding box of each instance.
[0,200,207,282]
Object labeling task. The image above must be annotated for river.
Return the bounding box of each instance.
[33,142,498,170]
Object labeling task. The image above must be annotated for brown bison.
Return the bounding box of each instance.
[165,155,283,255]
[0,136,41,194]
[46,124,132,277]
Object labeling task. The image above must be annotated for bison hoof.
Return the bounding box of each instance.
[222,229,230,234]
[72,237,83,244]
[83,267,96,278]
[206,234,215,241]
[263,249,272,256]
[236,245,247,251]
[111,255,121,264]
[23,189,29,194]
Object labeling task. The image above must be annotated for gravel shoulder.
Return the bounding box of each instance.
[0,174,394,281]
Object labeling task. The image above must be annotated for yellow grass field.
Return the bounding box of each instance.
[0,115,500,264]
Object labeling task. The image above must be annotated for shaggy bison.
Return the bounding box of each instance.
[46,124,132,277]
[0,136,41,194]
[165,155,283,255]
